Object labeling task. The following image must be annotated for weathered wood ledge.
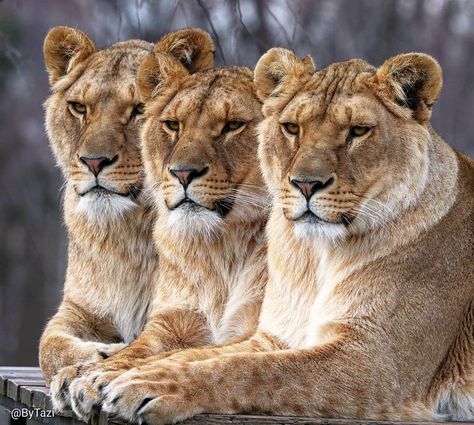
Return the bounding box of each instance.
[1,367,472,425]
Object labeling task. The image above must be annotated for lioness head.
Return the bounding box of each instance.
[138,56,265,239]
[43,27,214,224]
[255,48,442,241]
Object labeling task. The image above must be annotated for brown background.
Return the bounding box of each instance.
[0,0,473,366]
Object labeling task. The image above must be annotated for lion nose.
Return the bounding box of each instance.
[169,166,209,189]
[80,156,118,177]
[290,176,335,200]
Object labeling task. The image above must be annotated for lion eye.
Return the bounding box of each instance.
[69,102,86,115]
[164,120,179,132]
[221,121,245,135]
[282,122,300,135]
[350,126,370,138]
[130,103,145,119]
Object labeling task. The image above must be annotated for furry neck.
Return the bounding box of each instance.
[63,184,156,257]
[155,210,267,276]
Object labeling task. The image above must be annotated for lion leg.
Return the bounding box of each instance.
[40,301,124,413]
[67,308,211,420]
[103,338,435,424]
[134,331,283,370]
[39,301,123,385]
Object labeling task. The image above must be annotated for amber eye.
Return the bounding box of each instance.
[69,102,86,115]
[221,121,245,135]
[164,120,179,131]
[130,103,145,119]
[282,122,300,135]
[350,126,370,138]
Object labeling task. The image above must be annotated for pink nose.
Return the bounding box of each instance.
[172,170,193,186]
[169,167,209,188]
[80,156,117,176]
[290,177,334,200]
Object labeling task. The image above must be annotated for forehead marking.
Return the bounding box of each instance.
[197,75,220,115]
[128,84,136,99]
[111,52,126,75]
[300,63,368,120]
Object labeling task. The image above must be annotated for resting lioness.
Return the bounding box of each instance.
[39,26,213,392]
[99,49,473,424]
[53,54,269,420]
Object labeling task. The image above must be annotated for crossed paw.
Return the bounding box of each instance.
[102,361,205,425]
[50,341,127,420]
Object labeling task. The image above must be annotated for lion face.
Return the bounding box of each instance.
[255,49,442,241]
[139,60,265,238]
[43,28,152,222]
[43,27,214,224]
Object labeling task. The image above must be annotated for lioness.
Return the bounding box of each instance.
[39,26,213,395]
[53,53,269,420]
[100,49,473,424]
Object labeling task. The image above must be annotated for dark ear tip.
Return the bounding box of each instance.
[375,52,443,120]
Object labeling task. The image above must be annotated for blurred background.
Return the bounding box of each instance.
[1,0,473,366]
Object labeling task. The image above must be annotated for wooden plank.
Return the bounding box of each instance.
[0,394,87,425]
[20,386,45,406]
[7,378,47,401]
[0,371,43,397]
[181,415,474,425]
[31,387,51,411]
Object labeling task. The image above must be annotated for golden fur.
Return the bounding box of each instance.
[39,26,158,388]
[99,49,473,424]
[51,52,269,419]
[39,26,214,409]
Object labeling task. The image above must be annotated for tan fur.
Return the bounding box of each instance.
[53,57,269,419]
[100,50,473,424]
[39,27,213,408]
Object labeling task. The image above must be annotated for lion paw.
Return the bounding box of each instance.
[69,369,123,420]
[50,365,81,413]
[102,364,202,424]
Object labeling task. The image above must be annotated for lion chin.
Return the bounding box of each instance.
[293,219,348,243]
[166,203,224,240]
[76,190,138,225]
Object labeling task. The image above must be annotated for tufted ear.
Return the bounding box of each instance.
[254,48,315,102]
[137,53,189,102]
[374,53,442,122]
[43,26,96,86]
[154,28,214,73]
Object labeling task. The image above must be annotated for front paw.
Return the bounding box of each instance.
[102,364,203,424]
[90,342,127,361]
[50,365,82,413]
[69,369,123,420]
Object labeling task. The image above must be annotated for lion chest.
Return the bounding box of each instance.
[260,251,351,349]
[68,232,158,344]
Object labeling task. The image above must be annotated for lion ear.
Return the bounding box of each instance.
[43,26,96,86]
[374,53,442,122]
[254,48,315,101]
[154,28,214,73]
[137,53,189,102]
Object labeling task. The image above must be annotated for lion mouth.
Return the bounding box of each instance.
[79,185,138,198]
[292,210,354,227]
[293,210,326,223]
[169,197,233,217]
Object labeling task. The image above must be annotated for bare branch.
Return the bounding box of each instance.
[196,0,227,64]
